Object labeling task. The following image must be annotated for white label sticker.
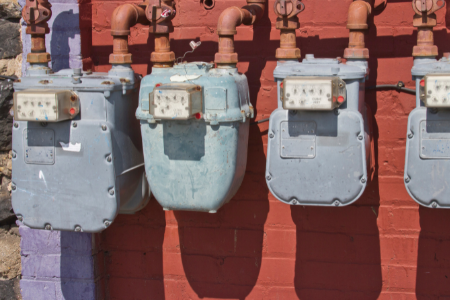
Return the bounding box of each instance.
[59,142,81,152]
[170,75,201,82]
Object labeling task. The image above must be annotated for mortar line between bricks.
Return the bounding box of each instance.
[21,276,97,282]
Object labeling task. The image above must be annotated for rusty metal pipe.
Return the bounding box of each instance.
[23,0,52,65]
[344,0,372,59]
[215,1,265,67]
[109,3,147,64]
[275,16,300,60]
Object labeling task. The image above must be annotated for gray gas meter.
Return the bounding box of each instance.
[136,62,253,213]
[266,55,372,206]
[405,57,450,208]
[11,66,150,232]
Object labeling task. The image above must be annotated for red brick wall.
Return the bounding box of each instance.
[80,0,450,298]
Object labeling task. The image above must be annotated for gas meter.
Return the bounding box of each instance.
[11,66,150,232]
[136,62,253,213]
[404,57,450,208]
[266,54,372,206]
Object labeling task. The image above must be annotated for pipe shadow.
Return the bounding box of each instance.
[415,207,450,299]
[50,8,80,72]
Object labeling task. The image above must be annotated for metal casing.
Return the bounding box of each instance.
[11,66,150,232]
[267,55,370,206]
[405,57,450,208]
[136,62,252,213]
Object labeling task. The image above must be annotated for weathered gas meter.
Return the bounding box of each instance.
[404,57,450,208]
[11,66,150,232]
[266,55,372,206]
[136,62,253,213]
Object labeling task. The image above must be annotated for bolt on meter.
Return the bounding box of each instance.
[266,55,373,207]
[11,67,150,232]
[137,62,253,213]
[404,58,450,209]
[281,76,347,110]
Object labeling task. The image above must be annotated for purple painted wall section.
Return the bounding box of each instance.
[18,1,99,299]
[19,223,101,300]
[19,0,82,75]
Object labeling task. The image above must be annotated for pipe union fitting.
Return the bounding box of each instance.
[151,51,175,63]
[344,48,369,59]
[276,48,301,60]
[109,53,133,64]
[413,45,438,57]
[27,52,51,64]
[214,52,238,64]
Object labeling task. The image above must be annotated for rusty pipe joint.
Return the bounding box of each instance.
[110,3,148,64]
[215,1,265,67]
[22,0,52,64]
[411,0,445,57]
[344,0,372,60]
[274,0,305,61]
[145,0,177,67]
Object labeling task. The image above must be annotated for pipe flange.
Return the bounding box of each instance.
[27,52,51,64]
[25,24,49,35]
[276,48,300,60]
[413,13,437,27]
[275,17,299,30]
[214,52,238,64]
[413,45,438,57]
[110,53,133,64]
[344,47,369,59]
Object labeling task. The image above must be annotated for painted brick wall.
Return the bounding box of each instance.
[81,0,450,299]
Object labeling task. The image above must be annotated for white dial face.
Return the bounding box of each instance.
[425,76,450,107]
[284,79,334,110]
[153,90,191,119]
[16,93,58,121]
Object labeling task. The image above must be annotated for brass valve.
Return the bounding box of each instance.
[22,0,52,32]
[22,0,52,64]
[412,0,445,16]
[273,0,305,19]
[145,0,176,25]
[411,0,445,57]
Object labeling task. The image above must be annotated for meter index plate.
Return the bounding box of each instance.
[420,120,450,159]
[23,128,55,165]
[280,121,316,159]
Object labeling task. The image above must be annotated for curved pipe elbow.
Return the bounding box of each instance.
[217,6,245,36]
[347,1,371,30]
[111,4,147,36]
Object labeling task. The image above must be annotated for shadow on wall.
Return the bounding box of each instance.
[416,207,450,299]
[51,9,79,72]
[60,231,101,300]
[172,13,271,299]
[100,198,166,300]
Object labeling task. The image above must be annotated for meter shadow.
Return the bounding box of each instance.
[291,101,381,299]
[50,8,80,72]
[291,183,382,299]
[173,123,270,299]
[162,120,206,160]
[415,207,450,299]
